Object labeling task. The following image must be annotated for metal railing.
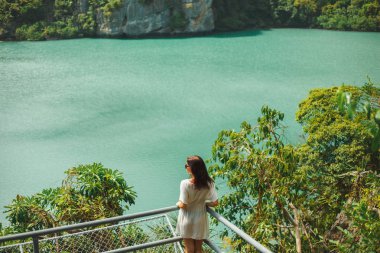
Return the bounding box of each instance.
[207,207,272,253]
[0,206,272,253]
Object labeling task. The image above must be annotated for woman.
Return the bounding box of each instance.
[176,155,218,253]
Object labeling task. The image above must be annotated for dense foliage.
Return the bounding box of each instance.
[1,0,379,40]
[213,0,380,31]
[0,0,120,40]
[2,163,136,233]
[209,81,379,252]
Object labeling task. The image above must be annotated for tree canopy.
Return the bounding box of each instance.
[209,81,379,252]
[212,0,380,32]
[3,163,136,233]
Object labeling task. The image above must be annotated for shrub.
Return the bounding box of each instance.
[4,163,137,232]
[101,0,123,18]
[76,12,96,35]
[15,22,46,40]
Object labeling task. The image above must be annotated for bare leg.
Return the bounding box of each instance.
[184,238,195,253]
[195,239,203,253]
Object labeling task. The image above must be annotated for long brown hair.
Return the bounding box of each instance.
[187,155,213,190]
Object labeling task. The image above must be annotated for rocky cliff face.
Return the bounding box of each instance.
[183,0,214,33]
[95,0,214,36]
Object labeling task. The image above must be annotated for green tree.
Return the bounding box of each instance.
[209,83,380,252]
[4,163,137,232]
[317,0,380,31]
[56,163,137,222]
[210,106,305,252]
[296,84,379,252]
[0,0,46,38]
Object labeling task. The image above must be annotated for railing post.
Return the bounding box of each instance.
[32,236,39,253]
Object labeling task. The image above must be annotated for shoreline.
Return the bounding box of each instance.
[1,26,379,42]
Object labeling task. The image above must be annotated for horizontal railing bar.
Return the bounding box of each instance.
[102,236,182,253]
[207,206,273,253]
[204,239,223,253]
[0,206,179,243]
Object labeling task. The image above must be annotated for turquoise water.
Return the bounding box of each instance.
[1,29,379,223]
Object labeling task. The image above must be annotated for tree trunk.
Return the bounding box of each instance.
[290,203,302,253]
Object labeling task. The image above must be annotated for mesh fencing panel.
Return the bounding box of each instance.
[0,214,183,253]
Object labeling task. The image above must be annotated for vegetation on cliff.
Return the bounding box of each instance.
[213,0,380,31]
[209,80,380,252]
[0,0,119,40]
[1,0,379,40]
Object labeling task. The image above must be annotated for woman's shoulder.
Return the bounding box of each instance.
[181,179,196,189]
[180,179,191,185]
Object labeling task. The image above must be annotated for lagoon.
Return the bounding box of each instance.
[0,29,379,223]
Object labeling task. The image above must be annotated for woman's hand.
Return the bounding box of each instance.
[206,200,218,207]
[176,201,187,209]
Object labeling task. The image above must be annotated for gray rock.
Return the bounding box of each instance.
[96,0,214,37]
[183,0,214,33]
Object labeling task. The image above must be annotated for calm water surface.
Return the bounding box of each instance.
[1,29,379,223]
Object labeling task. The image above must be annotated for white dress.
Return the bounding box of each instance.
[176,179,218,240]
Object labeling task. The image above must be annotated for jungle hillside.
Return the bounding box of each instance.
[0,0,379,40]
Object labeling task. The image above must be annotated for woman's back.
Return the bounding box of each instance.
[181,179,216,209]
[176,179,217,240]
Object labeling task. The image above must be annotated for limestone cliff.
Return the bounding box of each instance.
[95,0,214,37]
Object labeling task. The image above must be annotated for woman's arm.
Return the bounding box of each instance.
[177,180,188,209]
[206,200,218,207]
[176,200,187,209]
